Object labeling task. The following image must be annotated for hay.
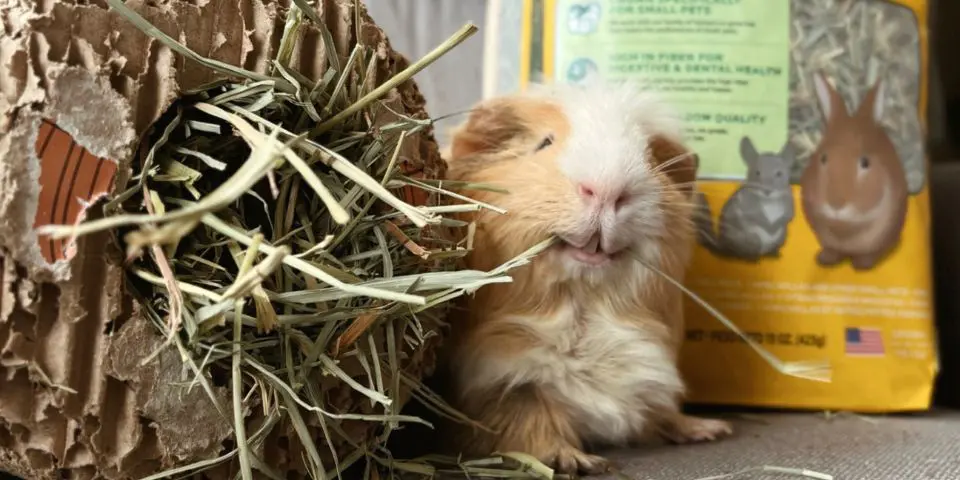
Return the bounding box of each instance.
[692,465,834,480]
[639,258,832,383]
[36,1,555,478]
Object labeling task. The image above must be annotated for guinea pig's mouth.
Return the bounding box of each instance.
[555,233,616,266]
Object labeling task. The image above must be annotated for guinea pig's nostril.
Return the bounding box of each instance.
[577,183,596,199]
[615,193,631,211]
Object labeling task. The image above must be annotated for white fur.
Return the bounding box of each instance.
[526,81,686,263]
[529,81,685,185]
[457,300,684,445]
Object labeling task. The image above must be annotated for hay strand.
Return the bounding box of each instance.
[638,255,833,383]
[693,465,834,480]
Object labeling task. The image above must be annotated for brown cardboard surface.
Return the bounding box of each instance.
[0,0,444,478]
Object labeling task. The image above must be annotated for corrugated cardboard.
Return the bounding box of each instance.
[0,0,444,478]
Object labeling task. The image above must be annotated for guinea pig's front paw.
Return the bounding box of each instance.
[552,446,610,476]
[659,414,733,444]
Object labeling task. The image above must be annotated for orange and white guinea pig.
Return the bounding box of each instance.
[438,80,733,474]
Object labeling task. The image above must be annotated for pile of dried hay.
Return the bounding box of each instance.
[38,1,553,478]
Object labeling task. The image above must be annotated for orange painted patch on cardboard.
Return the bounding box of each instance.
[33,120,118,264]
[399,164,430,207]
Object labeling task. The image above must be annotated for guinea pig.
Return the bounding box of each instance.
[800,71,909,271]
[436,80,733,475]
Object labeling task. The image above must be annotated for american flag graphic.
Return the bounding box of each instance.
[845,327,885,356]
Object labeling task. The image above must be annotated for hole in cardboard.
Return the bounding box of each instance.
[220,437,235,453]
[25,448,56,470]
[0,423,12,447]
[114,93,293,393]
[208,367,229,388]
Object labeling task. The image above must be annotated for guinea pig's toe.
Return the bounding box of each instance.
[661,415,734,444]
[554,447,610,476]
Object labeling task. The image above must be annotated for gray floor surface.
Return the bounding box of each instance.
[596,411,960,480]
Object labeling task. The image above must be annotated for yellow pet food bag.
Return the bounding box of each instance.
[487,0,937,412]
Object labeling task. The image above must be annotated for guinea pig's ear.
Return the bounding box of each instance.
[448,98,525,160]
[649,134,698,190]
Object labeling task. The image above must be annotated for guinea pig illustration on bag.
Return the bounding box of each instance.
[800,71,908,271]
[695,136,796,261]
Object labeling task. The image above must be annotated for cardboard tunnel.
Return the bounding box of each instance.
[0,0,446,478]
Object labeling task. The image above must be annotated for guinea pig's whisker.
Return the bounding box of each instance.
[650,166,698,179]
[649,152,697,174]
[666,180,701,188]
[646,185,700,196]
[657,186,703,198]
[638,198,699,208]
[637,196,697,206]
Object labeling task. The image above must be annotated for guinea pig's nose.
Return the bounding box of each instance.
[578,182,629,212]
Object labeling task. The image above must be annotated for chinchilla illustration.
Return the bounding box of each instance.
[800,71,908,271]
[568,3,601,35]
[695,136,796,261]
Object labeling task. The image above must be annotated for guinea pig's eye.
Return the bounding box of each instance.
[820,154,827,165]
[535,135,554,152]
[859,156,870,169]
[775,171,783,178]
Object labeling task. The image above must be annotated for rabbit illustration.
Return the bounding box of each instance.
[800,72,908,271]
[695,136,796,261]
